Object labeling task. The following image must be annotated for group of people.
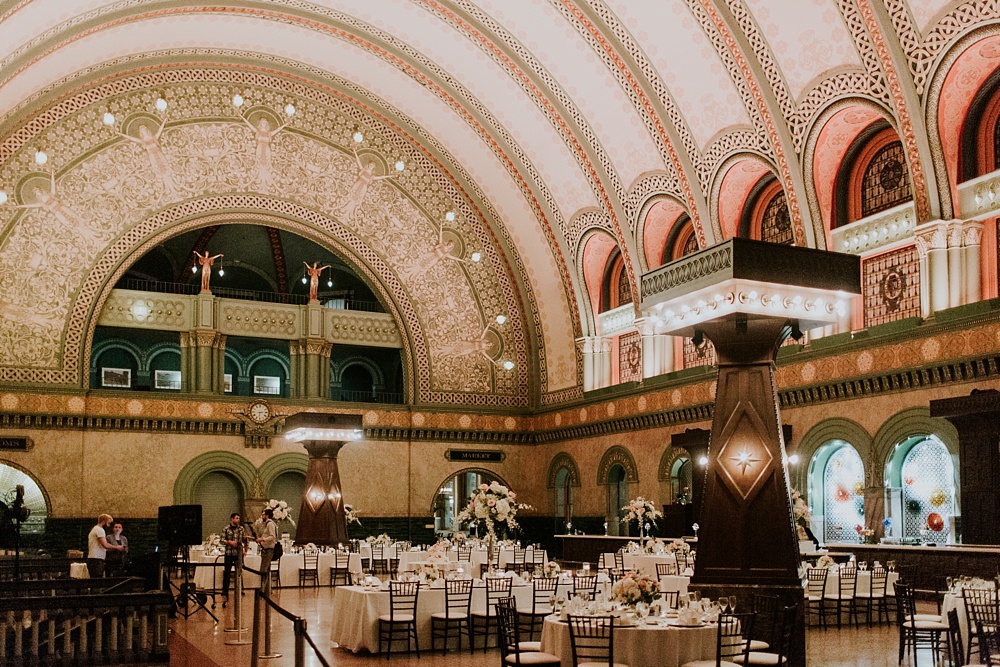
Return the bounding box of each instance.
[86,508,280,599]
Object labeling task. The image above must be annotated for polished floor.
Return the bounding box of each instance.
[167,586,939,666]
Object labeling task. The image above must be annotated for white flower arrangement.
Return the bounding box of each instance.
[207,533,221,547]
[266,499,295,526]
[418,563,440,582]
[816,554,836,569]
[667,538,691,555]
[791,489,811,527]
[427,541,449,561]
[365,533,393,545]
[610,571,661,607]
[454,481,529,540]
[542,561,561,577]
[621,497,663,526]
[344,504,361,526]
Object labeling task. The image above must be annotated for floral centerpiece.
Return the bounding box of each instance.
[366,533,392,545]
[427,541,450,562]
[344,504,361,526]
[418,563,440,583]
[541,561,561,577]
[610,571,661,607]
[454,481,527,541]
[266,499,295,526]
[644,538,666,554]
[815,554,835,569]
[621,497,662,538]
[667,538,691,554]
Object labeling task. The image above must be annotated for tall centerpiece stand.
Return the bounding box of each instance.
[640,239,861,667]
[455,481,525,574]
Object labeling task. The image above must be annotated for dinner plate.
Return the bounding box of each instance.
[670,622,704,628]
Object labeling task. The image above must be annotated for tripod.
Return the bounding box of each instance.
[169,546,218,622]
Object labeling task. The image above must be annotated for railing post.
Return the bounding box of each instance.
[250,591,262,667]
[225,550,250,644]
[294,618,306,667]
[258,590,282,659]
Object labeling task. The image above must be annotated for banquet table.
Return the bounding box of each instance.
[823,569,899,597]
[942,587,997,646]
[621,553,683,577]
[329,578,534,653]
[539,615,716,667]
[191,550,362,590]
[396,547,547,578]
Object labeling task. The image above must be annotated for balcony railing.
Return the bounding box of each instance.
[116,279,385,313]
[336,389,405,404]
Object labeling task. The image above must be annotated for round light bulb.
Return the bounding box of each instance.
[192,266,198,273]
[445,211,456,222]
[34,150,48,166]
[102,112,116,126]
[495,315,507,325]
[698,456,709,466]
[155,98,168,112]
[327,280,333,288]
[218,268,225,277]
[394,160,405,172]
[0,192,7,205]
[302,276,308,284]
[502,361,515,371]
[232,94,244,108]
[788,454,800,465]
[470,252,482,262]
[285,103,296,117]
[353,131,364,143]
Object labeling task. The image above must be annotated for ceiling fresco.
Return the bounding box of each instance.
[0,0,996,409]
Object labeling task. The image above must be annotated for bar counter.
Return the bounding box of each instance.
[826,542,1000,591]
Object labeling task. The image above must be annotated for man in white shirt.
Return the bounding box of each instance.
[87,514,125,578]
[255,509,278,595]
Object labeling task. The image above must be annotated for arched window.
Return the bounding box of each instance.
[341,365,375,402]
[553,467,572,527]
[606,464,628,536]
[738,177,793,245]
[661,215,698,266]
[760,190,793,245]
[809,444,865,544]
[600,252,632,312]
[886,436,956,542]
[681,231,699,257]
[267,470,305,540]
[835,125,913,227]
[0,463,48,536]
[670,458,692,505]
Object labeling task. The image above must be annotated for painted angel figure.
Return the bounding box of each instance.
[114,117,183,196]
[399,225,468,282]
[438,323,500,367]
[304,261,331,303]
[194,251,223,293]
[239,113,290,187]
[13,173,99,244]
[332,148,395,220]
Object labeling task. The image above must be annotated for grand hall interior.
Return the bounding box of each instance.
[1,1,1000,665]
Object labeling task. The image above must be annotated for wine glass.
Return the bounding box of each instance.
[729,595,738,613]
[719,597,729,613]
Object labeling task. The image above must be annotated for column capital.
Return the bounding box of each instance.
[914,219,949,251]
[633,317,656,336]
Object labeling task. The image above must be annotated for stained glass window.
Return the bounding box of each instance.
[616,262,632,307]
[862,246,920,327]
[618,331,641,384]
[681,231,699,257]
[993,112,1000,171]
[761,191,794,245]
[822,446,865,544]
[900,438,955,541]
[682,337,716,369]
[861,141,912,217]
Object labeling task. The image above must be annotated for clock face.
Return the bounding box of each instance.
[248,401,271,424]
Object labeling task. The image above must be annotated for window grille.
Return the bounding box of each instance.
[761,191,794,245]
[861,141,912,217]
[862,246,920,327]
[822,446,865,544]
[681,231,699,257]
[618,331,641,384]
[900,438,955,540]
[616,268,632,307]
[682,337,716,369]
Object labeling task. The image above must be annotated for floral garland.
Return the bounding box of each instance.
[610,571,661,607]
[454,481,528,540]
[344,504,361,526]
[266,499,295,526]
[621,497,662,526]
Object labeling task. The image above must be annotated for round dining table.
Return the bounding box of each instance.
[539,615,716,667]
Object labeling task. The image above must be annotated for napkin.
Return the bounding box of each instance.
[683,567,694,576]
[676,608,701,625]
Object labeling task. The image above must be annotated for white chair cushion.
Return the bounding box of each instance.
[471,610,493,618]
[378,613,414,622]
[902,619,948,630]
[579,663,629,667]
[747,640,769,651]
[518,641,541,651]
[907,613,943,622]
[519,606,554,616]
[430,611,467,620]
[823,594,854,600]
[681,661,742,667]
[734,652,786,665]
[504,652,562,665]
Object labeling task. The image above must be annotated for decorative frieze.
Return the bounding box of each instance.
[830,202,916,256]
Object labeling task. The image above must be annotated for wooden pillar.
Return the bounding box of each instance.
[930,389,1000,545]
[295,441,349,547]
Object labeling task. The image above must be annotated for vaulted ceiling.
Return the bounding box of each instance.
[0,0,992,408]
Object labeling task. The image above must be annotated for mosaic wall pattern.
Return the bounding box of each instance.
[901,438,955,541]
[618,331,641,384]
[863,246,921,328]
[823,445,866,544]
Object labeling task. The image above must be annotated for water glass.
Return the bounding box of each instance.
[719,597,729,613]
[729,595,738,612]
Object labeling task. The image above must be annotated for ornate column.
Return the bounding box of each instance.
[640,239,861,667]
[915,221,953,316]
[284,412,364,546]
[930,390,1000,545]
[962,221,984,305]
[576,337,597,391]
[596,337,612,389]
[304,339,333,399]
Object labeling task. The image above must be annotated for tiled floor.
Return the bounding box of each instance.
[167,586,936,666]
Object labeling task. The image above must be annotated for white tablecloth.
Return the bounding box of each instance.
[329,580,534,653]
[823,570,898,597]
[540,616,716,667]
[943,589,997,646]
[622,553,680,577]
[70,563,89,579]
[191,551,362,590]
[396,547,547,578]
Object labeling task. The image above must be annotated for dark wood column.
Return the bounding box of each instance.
[295,441,349,546]
[930,389,1000,545]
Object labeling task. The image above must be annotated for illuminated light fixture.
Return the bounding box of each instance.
[327,279,333,288]
[394,160,405,172]
[301,276,308,284]
[34,150,48,166]
[284,412,364,442]
[698,456,709,467]
[445,211,456,222]
[732,449,759,474]
[0,191,7,205]
[495,315,507,325]
[155,98,168,113]
[470,252,482,262]
[103,112,116,126]
[352,131,364,144]
[328,492,341,500]
[502,360,515,371]
[130,302,150,320]
[788,454,800,465]
[311,490,324,501]
[792,295,803,307]
[232,94,245,108]
[191,265,198,273]
[284,103,296,117]
[217,267,225,277]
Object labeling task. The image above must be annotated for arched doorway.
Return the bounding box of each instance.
[267,471,306,540]
[193,472,244,541]
[431,469,509,537]
[553,467,572,530]
[0,462,49,544]
[606,465,628,536]
[807,441,865,543]
[886,435,957,542]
